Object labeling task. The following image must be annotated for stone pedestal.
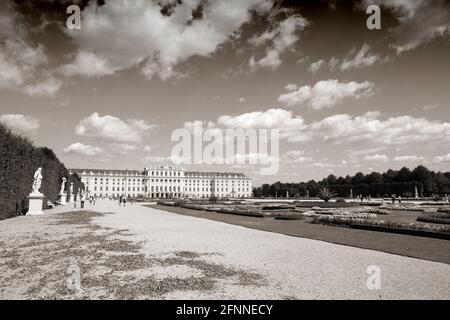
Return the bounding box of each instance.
[59,192,67,205]
[69,193,74,203]
[27,192,44,215]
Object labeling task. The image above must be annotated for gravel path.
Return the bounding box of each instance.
[0,200,449,299]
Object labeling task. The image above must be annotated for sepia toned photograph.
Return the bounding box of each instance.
[0,0,449,308]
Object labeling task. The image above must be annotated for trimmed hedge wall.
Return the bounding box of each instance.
[0,122,81,220]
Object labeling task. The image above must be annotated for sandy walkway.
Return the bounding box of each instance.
[0,199,449,299]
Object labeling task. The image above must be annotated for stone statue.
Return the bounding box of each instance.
[32,168,43,194]
[70,182,74,194]
[60,177,67,194]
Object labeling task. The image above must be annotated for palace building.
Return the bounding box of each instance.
[69,166,252,199]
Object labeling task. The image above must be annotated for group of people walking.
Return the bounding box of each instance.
[72,193,137,208]
[118,195,135,207]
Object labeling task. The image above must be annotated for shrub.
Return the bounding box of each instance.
[0,122,78,219]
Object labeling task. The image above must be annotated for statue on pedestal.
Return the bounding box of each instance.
[59,177,68,205]
[32,168,43,194]
[27,167,44,215]
[60,177,67,194]
[69,182,74,203]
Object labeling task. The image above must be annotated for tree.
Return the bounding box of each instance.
[412,165,434,195]
[317,187,337,202]
[326,174,337,185]
[394,167,412,182]
[351,172,365,185]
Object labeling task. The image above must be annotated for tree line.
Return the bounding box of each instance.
[0,122,82,220]
[252,165,450,199]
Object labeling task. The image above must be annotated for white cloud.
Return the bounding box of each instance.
[184,108,309,143]
[340,43,380,70]
[394,155,425,162]
[0,3,61,97]
[360,0,450,54]
[109,143,138,155]
[308,111,450,145]
[0,114,40,134]
[249,15,309,71]
[328,57,340,70]
[216,108,306,143]
[282,150,313,164]
[63,0,273,80]
[23,77,62,98]
[75,112,155,143]
[59,51,116,78]
[423,104,438,111]
[308,60,325,74]
[433,154,450,163]
[63,142,103,156]
[284,83,298,91]
[364,154,389,162]
[277,79,374,110]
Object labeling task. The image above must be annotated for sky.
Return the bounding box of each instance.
[0,0,449,186]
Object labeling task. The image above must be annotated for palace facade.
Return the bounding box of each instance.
[69,166,252,199]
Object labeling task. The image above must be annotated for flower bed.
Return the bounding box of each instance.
[294,202,359,208]
[311,215,450,240]
[157,201,176,206]
[268,211,305,220]
[379,204,425,212]
[417,213,450,225]
[180,204,205,211]
[261,205,296,211]
[217,208,265,218]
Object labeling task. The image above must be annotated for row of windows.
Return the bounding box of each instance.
[83,177,249,186]
[150,171,182,177]
[151,186,182,192]
[92,186,145,192]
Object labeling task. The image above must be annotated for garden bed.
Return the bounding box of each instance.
[217,208,265,218]
[274,216,305,221]
[311,216,450,240]
[417,213,450,225]
[294,202,359,208]
[261,205,296,211]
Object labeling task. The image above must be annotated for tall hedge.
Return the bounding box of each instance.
[0,122,80,220]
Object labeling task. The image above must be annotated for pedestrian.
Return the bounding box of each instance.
[398,195,402,204]
[123,195,127,207]
[119,195,123,207]
[391,194,395,204]
[81,193,85,209]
